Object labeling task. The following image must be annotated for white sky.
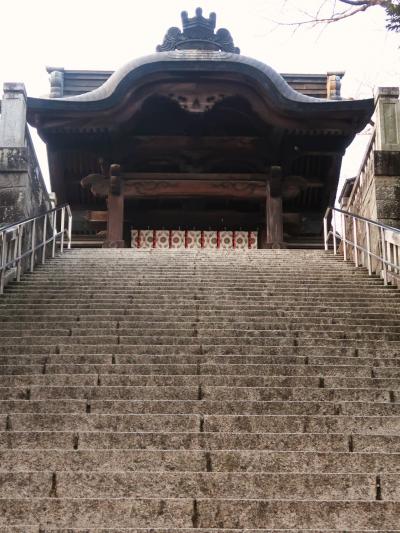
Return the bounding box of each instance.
[0,0,399,197]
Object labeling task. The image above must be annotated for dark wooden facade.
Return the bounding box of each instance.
[27,9,373,248]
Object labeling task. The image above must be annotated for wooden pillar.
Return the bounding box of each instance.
[261,166,285,249]
[103,164,125,248]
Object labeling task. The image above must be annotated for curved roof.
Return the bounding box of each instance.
[27,50,373,121]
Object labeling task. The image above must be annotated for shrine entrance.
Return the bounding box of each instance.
[82,165,286,249]
[26,9,373,250]
[126,196,261,250]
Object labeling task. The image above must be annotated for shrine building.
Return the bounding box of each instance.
[26,8,374,249]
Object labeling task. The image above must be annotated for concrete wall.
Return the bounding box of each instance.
[0,83,50,226]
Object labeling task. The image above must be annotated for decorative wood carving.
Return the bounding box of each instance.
[166,93,225,113]
[81,173,109,197]
[122,180,265,199]
[81,170,311,202]
[156,8,240,53]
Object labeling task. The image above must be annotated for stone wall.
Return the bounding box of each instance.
[0,83,50,226]
[338,88,400,283]
[342,87,400,230]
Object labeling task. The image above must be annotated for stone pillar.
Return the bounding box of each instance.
[373,87,400,229]
[0,83,30,222]
[0,83,27,148]
[104,164,125,248]
[375,87,400,151]
[0,82,50,225]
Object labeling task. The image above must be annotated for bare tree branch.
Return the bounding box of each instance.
[275,0,396,29]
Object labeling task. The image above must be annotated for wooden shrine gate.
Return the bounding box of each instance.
[82,165,285,249]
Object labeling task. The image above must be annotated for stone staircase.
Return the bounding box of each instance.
[1,248,400,531]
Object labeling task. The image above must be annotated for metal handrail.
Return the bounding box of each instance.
[0,204,72,294]
[323,206,400,286]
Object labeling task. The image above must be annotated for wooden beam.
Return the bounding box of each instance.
[121,172,267,181]
[122,180,265,199]
[87,211,107,223]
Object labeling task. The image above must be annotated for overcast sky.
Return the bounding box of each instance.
[1,0,398,195]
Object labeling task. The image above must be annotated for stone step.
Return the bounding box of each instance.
[3,372,400,389]
[2,336,400,349]
[1,498,400,529]
[2,310,398,320]
[2,362,399,377]
[1,449,400,473]
[1,345,397,360]
[2,295,399,306]
[0,471,380,500]
[4,291,396,303]
[4,343,400,356]
[2,431,399,453]
[4,413,400,434]
[3,323,400,337]
[3,317,400,328]
[5,282,385,292]
[13,281,381,290]
[11,526,400,533]
[1,352,400,367]
[2,399,400,416]
[19,385,396,403]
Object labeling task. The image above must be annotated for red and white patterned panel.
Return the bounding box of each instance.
[204,231,218,249]
[132,229,153,249]
[131,230,258,249]
[185,230,198,249]
[219,231,233,249]
[170,230,185,249]
[156,230,169,249]
[131,230,140,249]
[234,231,247,250]
[140,230,155,249]
[248,231,257,250]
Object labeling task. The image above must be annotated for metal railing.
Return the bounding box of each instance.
[324,206,400,286]
[0,204,72,294]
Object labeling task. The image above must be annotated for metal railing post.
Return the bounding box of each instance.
[60,206,65,253]
[380,226,388,285]
[16,225,23,282]
[352,217,358,267]
[42,214,47,264]
[341,212,347,261]
[30,219,36,272]
[365,220,372,275]
[67,206,72,250]
[332,212,337,255]
[51,210,57,258]
[0,232,7,294]
[323,215,328,251]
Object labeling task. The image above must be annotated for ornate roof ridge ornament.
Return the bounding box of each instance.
[156,7,240,54]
